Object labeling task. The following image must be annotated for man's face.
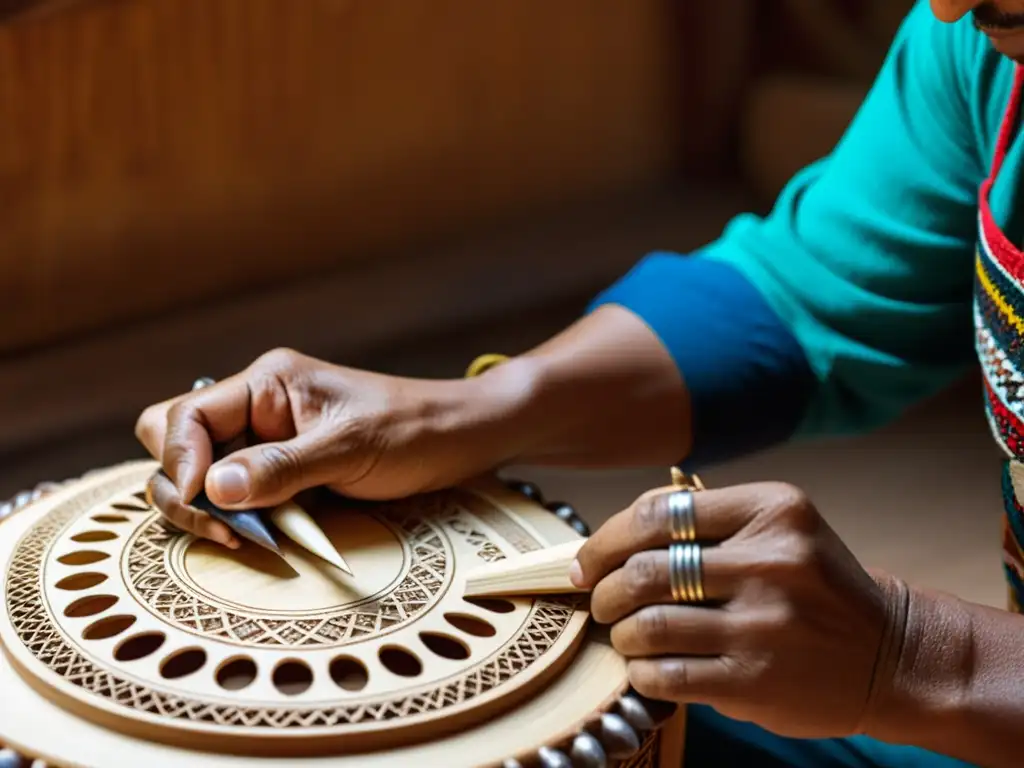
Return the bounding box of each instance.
[933,1,1024,60]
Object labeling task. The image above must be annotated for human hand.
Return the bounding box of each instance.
[571,481,899,740]
[135,348,522,548]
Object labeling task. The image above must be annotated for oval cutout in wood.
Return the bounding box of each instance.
[112,502,149,512]
[70,531,118,543]
[379,646,422,678]
[464,597,516,614]
[272,660,313,696]
[54,572,108,591]
[420,632,470,661]
[329,656,368,692]
[114,633,167,663]
[91,514,129,524]
[82,615,137,641]
[57,550,111,567]
[217,658,258,691]
[444,612,497,637]
[160,648,207,680]
[64,594,119,618]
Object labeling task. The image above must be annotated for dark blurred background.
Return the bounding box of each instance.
[0,0,1002,604]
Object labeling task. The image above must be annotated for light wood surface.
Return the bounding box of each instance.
[463,539,586,598]
[0,462,591,756]
[0,462,688,766]
[0,622,639,767]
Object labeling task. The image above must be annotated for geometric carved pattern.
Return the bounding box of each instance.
[6,480,583,730]
[127,513,451,648]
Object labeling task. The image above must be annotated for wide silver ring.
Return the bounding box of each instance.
[667,490,697,542]
[669,542,704,603]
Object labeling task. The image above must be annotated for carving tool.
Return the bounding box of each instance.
[187,483,286,558]
[462,539,587,598]
[270,500,353,574]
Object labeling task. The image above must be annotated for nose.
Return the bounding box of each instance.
[930,0,987,22]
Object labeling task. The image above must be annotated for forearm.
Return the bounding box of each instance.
[456,254,818,471]
[480,304,693,468]
[864,579,1024,767]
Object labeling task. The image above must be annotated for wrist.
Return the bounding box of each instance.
[426,305,693,474]
[860,581,974,746]
[413,356,545,477]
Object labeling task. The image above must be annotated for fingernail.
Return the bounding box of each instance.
[208,463,250,504]
[225,537,241,550]
[569,559,584,588]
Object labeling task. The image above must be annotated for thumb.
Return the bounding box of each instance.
[204,427,362,509]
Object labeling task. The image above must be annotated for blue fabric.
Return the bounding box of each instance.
[683,705,978,768]
[588,253,815,467]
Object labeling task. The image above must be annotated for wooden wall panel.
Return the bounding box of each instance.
[0,0,683,353]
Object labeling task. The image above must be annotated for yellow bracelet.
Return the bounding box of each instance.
[465,353,510,379]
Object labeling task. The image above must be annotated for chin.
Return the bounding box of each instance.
[983,29,1024,60]
[992,42,1024,61]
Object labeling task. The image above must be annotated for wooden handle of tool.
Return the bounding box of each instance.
[462,539,587,598]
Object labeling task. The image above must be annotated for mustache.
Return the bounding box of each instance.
[974,5,1024,30]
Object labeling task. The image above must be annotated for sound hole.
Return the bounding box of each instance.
[161,648,207,680]
[64,595,119,618]
[57,550,110,566]
[444,612,497,637]
[55,573,108,591]
[217,658,258,691]
[420,632,470,661]
[329,656,369,692]
[379,646,422,678]
[273,660,313,696]
[91,514,129,524]
[115,633,167,662]
[71,531,118,543]
[83,615,137,641]
[464,597,515,614]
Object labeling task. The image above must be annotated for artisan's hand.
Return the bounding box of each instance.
[135,348,524,547]
[572,482,897,740]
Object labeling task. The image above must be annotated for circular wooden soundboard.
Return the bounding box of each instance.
[0,461,634,767]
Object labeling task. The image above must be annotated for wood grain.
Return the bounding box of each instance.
[0,0,683,353]
[0,185,746,466]
[463,539,586,598]
[0,462,686,765]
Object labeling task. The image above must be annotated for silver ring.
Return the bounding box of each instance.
[192,377,216,391]
[667,490,696,542]
[669,542,704,603]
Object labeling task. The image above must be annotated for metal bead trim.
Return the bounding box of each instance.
[497,476,676,766]
[544,500,592,538]
[504,478,545,505]
[598,713,641,760]
[570,732,608,768]
[538,746,573,768]
[0,748,29,768]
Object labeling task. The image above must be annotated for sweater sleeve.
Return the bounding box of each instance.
[589,2,986,468]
